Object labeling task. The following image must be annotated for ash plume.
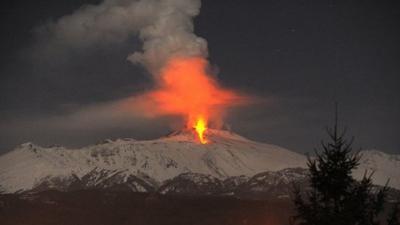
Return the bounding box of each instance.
[34,0,207,75]
[26,0,250,142]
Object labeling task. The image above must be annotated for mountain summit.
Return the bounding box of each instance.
[0,129,398,194]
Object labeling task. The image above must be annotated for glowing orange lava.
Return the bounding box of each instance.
[144,57,247,144]
[193,116,208,144]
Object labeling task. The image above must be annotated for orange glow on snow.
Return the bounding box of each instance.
[143,57,247,143]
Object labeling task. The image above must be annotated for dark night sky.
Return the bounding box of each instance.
[0,0,399,154]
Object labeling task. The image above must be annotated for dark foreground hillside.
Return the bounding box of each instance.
[0,190,294,225]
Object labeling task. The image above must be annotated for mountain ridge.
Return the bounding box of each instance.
[0,129,398,194]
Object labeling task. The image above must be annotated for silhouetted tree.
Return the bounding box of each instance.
[291,104,388,225]
[387,202,400,225]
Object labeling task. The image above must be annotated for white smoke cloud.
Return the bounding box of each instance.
[34,0,207,75]
[8,0,211,148]
[127,0,208,74]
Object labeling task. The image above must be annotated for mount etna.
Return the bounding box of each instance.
[0,129,398,196]
[1,129,399,225]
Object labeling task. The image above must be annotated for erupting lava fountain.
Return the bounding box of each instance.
[144,57,248,144]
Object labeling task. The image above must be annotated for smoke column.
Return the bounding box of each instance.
[127,0,208,74]
[36,0,247,143]
[37,0,207,75]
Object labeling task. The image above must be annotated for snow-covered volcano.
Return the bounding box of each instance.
[0,129,398,193]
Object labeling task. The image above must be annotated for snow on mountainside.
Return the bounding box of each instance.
[354,150,400,190]
[0,129,305,193]
[0,129,398,193]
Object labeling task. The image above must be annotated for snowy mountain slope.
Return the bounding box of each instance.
[353,150,400,190]
[32,168,158,193]
[233,168,308,199]
[0,129,305,193]
[0,129,398,193]
[159,173,224,195]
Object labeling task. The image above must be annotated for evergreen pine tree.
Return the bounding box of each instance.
[387,202,400,225]
[291,104,388,225]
